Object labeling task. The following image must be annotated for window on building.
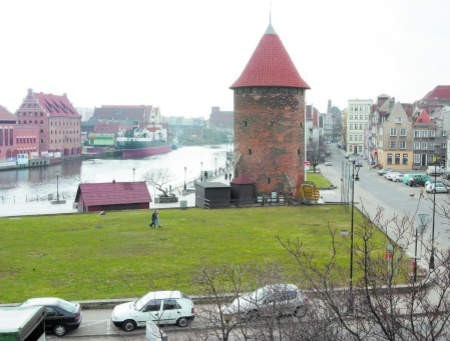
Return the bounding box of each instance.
[399,140,406,149]
[413,142,420,150]
[390,128,397,136]
[413,153,421,165]
[395,153,400,165]
[402,154,408,165]
[387,153,393,165]
[267,177,271,184]
[400,128,406,136]
[243,120,247,127]
[389,140,396,149]
[248,148,252,155]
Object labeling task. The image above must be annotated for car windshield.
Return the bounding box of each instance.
[135,293,152,310]
[56,299,78,313]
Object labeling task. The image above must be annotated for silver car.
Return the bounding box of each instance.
[223,284,308,321]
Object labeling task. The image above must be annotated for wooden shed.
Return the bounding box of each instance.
[74,181,151,212]
[230,175,256,205]
[195,182,231,208]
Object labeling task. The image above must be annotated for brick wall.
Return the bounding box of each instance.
[233,87,305,196]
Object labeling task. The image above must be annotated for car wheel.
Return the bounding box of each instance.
[176,317,189,327]
[53,324,67,337]
[294,306,307,318]
[122,319,137,332]
[247,309,259,321]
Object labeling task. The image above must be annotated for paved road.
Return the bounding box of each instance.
[320,144,449,261]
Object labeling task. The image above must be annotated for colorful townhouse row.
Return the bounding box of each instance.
[0,89,81,163]
[344,85,450,171]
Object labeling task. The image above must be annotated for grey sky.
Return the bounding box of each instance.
[1,0,449,117]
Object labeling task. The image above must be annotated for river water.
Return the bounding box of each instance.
[0,144,230,217]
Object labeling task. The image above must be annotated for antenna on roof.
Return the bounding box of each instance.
[269,0,272,25]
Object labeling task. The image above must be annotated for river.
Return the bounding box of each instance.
[0,144,231,217]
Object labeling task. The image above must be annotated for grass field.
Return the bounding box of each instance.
[0,206,390,303]
[305,171,333,188]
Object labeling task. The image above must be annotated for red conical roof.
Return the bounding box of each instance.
[416,110,432,124]
[231,24,310,89]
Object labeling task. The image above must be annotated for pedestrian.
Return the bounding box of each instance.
[149,209,158,228]
[155,209,162,228]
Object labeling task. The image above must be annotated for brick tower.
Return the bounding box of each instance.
[230,23,309,198]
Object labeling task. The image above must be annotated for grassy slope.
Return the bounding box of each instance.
[0,206,385,303]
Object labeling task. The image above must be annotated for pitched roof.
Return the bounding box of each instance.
[423,85,450,101]
[92,105,156,123]
[415,110,432,123]
[75,181,151,206]
[231,24,310,89]
[0,105,16,122]
[33,92,80,117]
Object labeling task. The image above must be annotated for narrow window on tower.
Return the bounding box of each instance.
[267,177,271,184]
[300,122,303,128]
[297,149,300,155]
[243,120,248,127]
[248,148,252,155]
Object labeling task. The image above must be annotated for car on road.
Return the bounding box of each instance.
[21,297,82,336]
[406,174,432,187]
[377,168,391,176]
[384,171,401,181]
[425,181,448,193]
[111,290,195,332]
[426,165,445,176]
[324,161,333,166]
[392,173,405,182]
[223,284,308,321]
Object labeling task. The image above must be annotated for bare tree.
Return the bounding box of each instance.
[279,208,450,340]
[193,263,346,340]
[143,168,174,197]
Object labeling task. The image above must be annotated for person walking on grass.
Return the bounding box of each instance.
[149,209,161,229]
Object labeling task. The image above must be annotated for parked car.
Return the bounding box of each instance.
[392,173,405,182]
[111,291,195,332]
[21,297,82,336]
[425,181,448,193]
[384,171,401,181]
[324,161,333,166]
[407,174,432,187]
[426,165,445,176]
[377,168,391,176]
[223,284,308,321]
[402,173,428,185]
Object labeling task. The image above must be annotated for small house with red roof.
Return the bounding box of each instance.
[74,181,151,212]
[15,89,81,157]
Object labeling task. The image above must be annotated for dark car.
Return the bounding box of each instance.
[407,175,431,187]
[21,297,82,336]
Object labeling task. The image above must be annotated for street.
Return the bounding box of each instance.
[320,143,449,260]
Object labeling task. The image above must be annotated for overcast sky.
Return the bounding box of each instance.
[1,0,449,117]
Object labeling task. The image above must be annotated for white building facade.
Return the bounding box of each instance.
[346,99,373,156]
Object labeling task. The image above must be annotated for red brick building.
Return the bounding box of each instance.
[0,105,39,160]
[15,89,81,156]
[230,23,309,197]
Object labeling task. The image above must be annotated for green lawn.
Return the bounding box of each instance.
[0,206,389,303]
[306,172,333,188]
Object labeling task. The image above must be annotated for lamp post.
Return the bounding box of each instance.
[200,161,204,182]
[56,171,60,202]
[429,153,438,271]
[349,156,361,311]
[184,166,187,191]
[415,213,429,282]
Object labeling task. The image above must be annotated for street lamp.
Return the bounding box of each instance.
[349,157,362,311]
[200,161,204,182]
[429,154,438,271]
[415,213,430,282]
[56,171,60,202]
[184,166,187,191]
